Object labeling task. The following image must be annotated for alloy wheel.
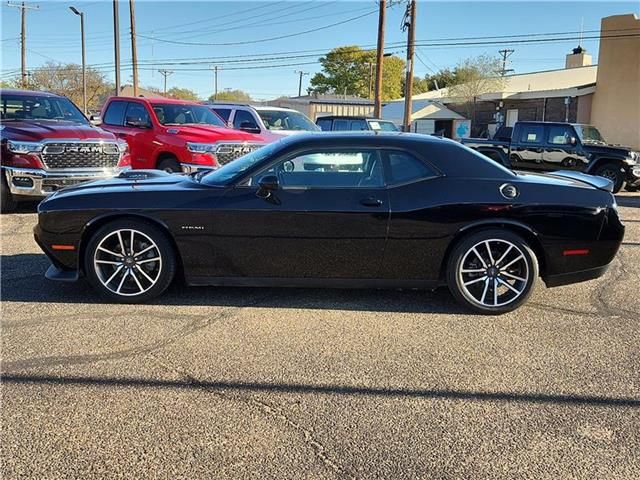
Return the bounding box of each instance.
[457,239,529,308]
[93,229,163,296]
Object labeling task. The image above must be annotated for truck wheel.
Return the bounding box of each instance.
[594,163,624,193]
[624,185,639,193]
[446,229,538,315]
[1,175,17,213]
[157,156,181,173]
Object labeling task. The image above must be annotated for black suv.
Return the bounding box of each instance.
[462,121,640,193]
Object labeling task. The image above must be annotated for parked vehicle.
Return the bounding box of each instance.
[35,133,624,314]
[99,96,265,173]
[462,121,640,193]
[0,89,131,213]
[316,115,399,132]
[208,103,319,142]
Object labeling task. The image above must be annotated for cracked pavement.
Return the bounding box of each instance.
[2,194,640,479]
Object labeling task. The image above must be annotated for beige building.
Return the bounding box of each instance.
[264,94,374,120]
[590,14,640,150]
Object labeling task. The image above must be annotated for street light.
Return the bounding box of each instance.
[69,6,87,115]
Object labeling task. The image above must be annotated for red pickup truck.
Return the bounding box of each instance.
[1,89,131,213]
[99,96,265,173]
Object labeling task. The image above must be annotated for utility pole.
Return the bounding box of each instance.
[7,1,39,89]
[113,0,121,95]
[129,0,138,96]
[402,0,416,132]
[294,70,308,97]
[69,6,87,114]
[498,49,515,76]
[158,69,173,95]
[212,66,220,100]
[368,62,374,99]
[373,0,386,117]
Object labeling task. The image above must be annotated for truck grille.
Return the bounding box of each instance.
[215,143,263,166]
[41,142,120,170]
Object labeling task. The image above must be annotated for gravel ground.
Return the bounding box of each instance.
[2,194,639,479]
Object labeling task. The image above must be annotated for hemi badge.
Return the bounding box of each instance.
[51,244,76,251]
[563,249,590,256]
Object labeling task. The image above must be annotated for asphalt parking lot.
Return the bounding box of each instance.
[2,194,640,479]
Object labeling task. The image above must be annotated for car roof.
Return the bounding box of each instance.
[276,131,450,146]
[113,96,202,105]
[253,106,300,112]
[0,88,62,98]
[317,115,389,121]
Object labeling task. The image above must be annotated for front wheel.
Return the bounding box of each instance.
[446,229,538,315]
[593,162,624,193]
[1,175,17,213]
[157,156,182,173]
[84,219,176,303]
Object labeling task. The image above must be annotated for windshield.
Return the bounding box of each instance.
[367,120,399,132]
[201,141,283,186]
[257,109,319,131]
[0,94,88,124]
[153,103,226,127]
[574,124,606,144]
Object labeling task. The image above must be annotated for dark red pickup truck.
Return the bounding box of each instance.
[98,96,265,173]
[1,89,131,212]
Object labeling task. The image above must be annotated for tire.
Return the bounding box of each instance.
[1,174,17,213]
[157,156,181,173]
[84,219,176,303]
[624,185,639,193]
[446,229,539,315]
[593,162,624,193]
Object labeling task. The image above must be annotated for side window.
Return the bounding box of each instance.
[333,119,350,131]
[547,126,574,145]
[213,108,231,122]
[349,119,368,131]
[519,125,544,144]
[386,151,438,185]
[103,101,127,126]
[252,150,384,188]
[124,102,151,127]
[233,110,258,129]
[316,118,332,131]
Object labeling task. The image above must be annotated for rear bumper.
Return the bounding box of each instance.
[543,264,610,287]
[3,166,123,198]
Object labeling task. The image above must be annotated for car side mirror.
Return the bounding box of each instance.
[256,175,280,201]
[89,114,102,126]
[570,136,578,146]
[239,121,261,134]
[125,116,150,128]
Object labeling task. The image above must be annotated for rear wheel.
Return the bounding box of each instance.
[624,184,639,193]
[446,229,538,314]
[593,162,624,193]
[84,219,176,303]
[157,156,181,173]
[1,174,17,213]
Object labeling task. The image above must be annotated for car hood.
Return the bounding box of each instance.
[0,120,115,142]
[163,124,265,143]
[582,143,634,157]
[266,129,315,137]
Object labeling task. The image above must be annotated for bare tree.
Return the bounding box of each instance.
[448,55,506,126]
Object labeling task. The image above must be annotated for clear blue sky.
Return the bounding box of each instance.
[2,0,638,100]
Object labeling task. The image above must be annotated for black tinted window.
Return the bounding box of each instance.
[332,119,350,131]
[233,110,258,129]
[103,101,127,126]
[519,125,544,144]
[350,119,368,130]
[124,102,151,127]
[213,108,231,122]
[387,151,437,184]
[547,126,573,145]
[316,118,332,131]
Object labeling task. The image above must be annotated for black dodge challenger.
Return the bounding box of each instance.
[34,133,624,314]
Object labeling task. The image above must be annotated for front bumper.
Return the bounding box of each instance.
[181,162,217,174]
[3,166,123,198]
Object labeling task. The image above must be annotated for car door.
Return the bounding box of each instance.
[543,124,589,170]
[510,123,545,171]
[120,101,155,168]
[202,147,390,279]
[378,150,448,280]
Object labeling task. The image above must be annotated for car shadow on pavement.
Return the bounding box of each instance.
[2,373,639,408]
[1,253,467,314]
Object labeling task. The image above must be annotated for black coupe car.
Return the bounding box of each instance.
[34,133,624,314]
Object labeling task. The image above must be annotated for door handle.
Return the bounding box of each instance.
[360,197,383,207]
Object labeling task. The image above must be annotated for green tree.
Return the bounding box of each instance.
[167,87,200,101]
[209,89,252,102]
[448,55,506,120]
[309,45,404,101]
[26,62,113,110]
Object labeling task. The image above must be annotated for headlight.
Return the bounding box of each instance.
[116,139,129,153]
[7,141,43,154]
[186,142,217,153]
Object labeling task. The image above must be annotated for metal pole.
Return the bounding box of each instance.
[129,0,138,97]
[368,62,374,99]
[21,1,26,87]
[80,12,87,113]
[214,66,218,100]
[402,0,416,132]
[113,0,121,95]
[373,0,386,118]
